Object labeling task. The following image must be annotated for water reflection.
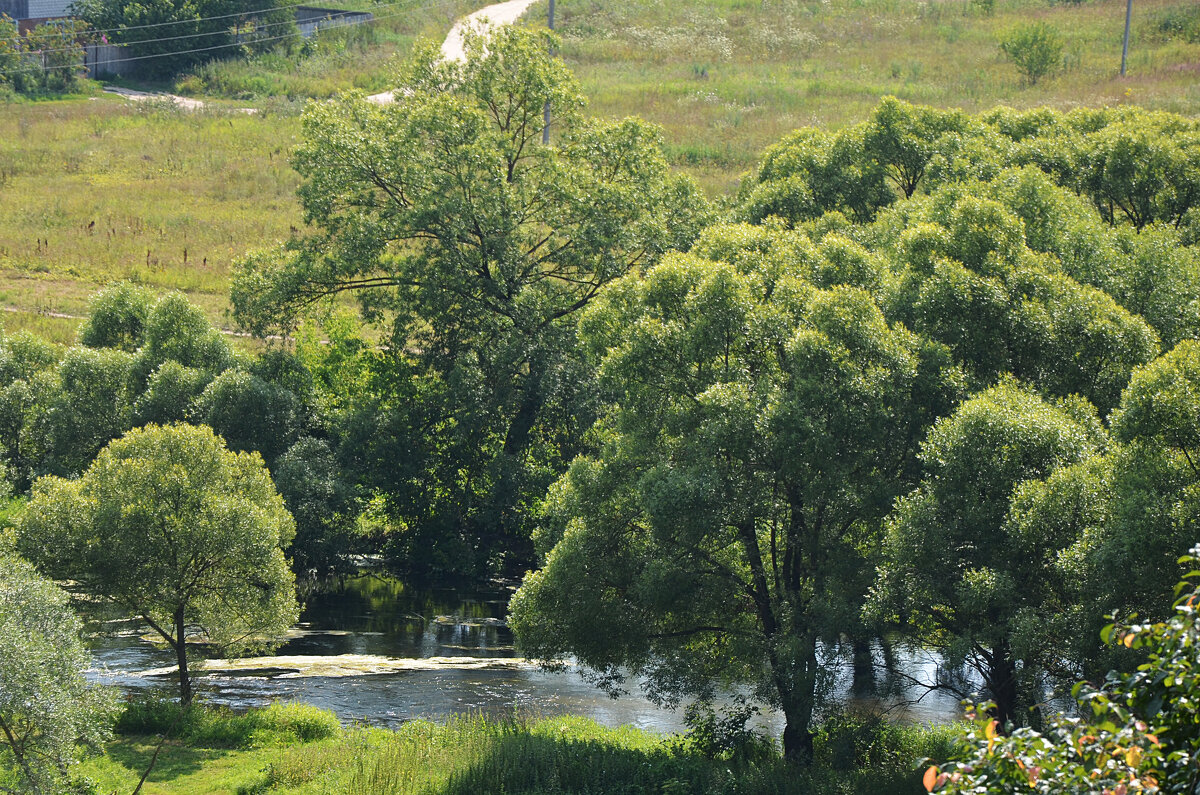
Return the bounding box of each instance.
[86,575,966,734]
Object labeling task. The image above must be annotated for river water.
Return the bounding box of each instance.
[86,575,965,735]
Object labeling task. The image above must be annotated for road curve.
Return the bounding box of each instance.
[366,0,539,104]
[101,0,541,109]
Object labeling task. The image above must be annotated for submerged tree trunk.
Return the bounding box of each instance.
[175,607,191,706]
[851,636,875,695]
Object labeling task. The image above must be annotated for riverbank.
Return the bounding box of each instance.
[76,701,959,794]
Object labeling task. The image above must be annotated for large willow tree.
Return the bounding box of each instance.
[510,227,963,761]
[234,26,709,577]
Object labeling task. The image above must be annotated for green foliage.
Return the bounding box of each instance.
[1078,120,1200,230]
[933,557,1200,794]
[1028,341,1200,674]
[132,292,234,388]
[192,368,302,463]
[740,125,893,224]
[880,180,1162,414]
[73,0,297,80]
[132,361,213,426]
[680,699,774,764]
[0,19,88,96]
[512,240,963,760]
[272,436,356,575]
[78,282,155,353]
[1111,339,1200,452]
[233,25,710,579]
[999,23,1065,86]
[47,345,135,475]
[15,423,299,704]
[0,552,118,795]
[870,382,1105,724]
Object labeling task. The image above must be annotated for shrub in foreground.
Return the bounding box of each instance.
[929,547,1200,793]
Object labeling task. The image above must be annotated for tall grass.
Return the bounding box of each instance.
[244,712,960,794]
[81,702,960,794]
[115,700,341,749]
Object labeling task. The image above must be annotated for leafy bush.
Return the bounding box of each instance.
[681,698,774,763]
[115,699,340,749]
[928,547,1200,793]
[999,23,1065,85]
[0,18,88,96]
[1156,4,1200,43]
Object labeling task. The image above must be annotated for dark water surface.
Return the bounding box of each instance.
[87,575,964,734]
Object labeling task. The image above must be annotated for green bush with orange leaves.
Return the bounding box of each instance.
[926,546,1200,794]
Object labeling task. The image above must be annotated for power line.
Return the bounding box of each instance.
[11,0,414,58]
[0,0,465,73]
[9,14,304,56]
[0,0,335,43]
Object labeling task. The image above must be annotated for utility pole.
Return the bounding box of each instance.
[1120,0,1132,77]
[543,0,555,145]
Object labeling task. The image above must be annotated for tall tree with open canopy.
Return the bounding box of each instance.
[16,423,298,705]
[233,26,710,578]
[0,552,117,795]
[869,382,1106,727]
[510,238,963,762]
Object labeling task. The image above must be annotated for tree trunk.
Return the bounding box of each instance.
[777,706,816,768]
[174,607,191,706]
[988,643,1018,728]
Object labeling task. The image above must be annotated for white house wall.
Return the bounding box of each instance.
[25,0,71,18]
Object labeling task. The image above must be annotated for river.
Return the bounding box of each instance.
[86,575,966,735]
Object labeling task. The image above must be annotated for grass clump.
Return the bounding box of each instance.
[115,699,340,749]
[1155,3,1200,43]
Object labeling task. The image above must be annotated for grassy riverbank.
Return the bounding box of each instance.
[76,702,958,794]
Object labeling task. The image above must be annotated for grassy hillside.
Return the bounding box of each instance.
[534,0,1200,192]
[170,0,481,99]
[0,0,479,337]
